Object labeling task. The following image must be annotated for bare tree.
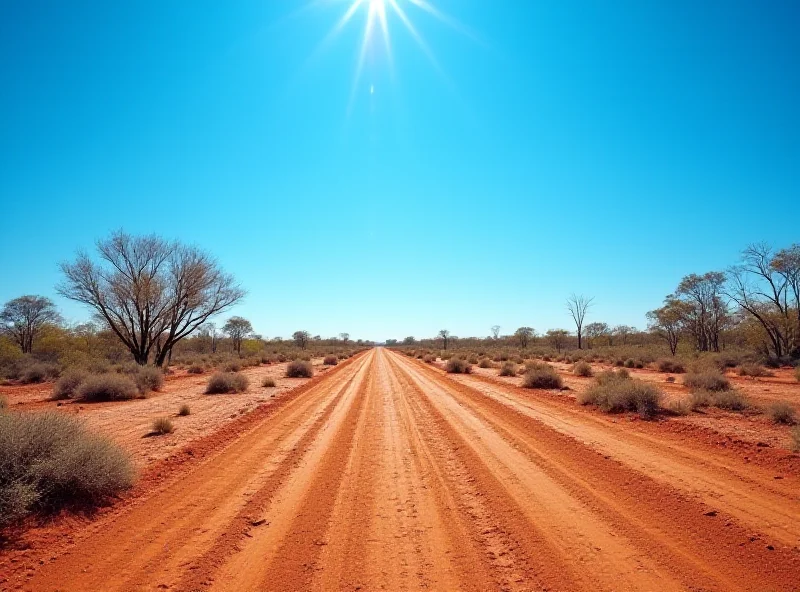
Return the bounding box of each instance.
[491,325,501,340]
[293,330,311,350]
[223,316,253,355]
[58,231,245,366]
[199,322,219,353]
[339,332,350,345]
[726,243,800,358]
[438,329,451,350]
[0,295,61,353]
[546,329,569,353]
[514,326,535,349]
[566,294,593,349]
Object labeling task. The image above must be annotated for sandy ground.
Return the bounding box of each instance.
[2,348,799,591]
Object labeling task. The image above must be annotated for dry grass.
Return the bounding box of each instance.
[0,412,134,527]
[522,363,563,389]
[683,370,731,392]
[656,359,685,373]
[423,354,436,364]
[0,395,7,411]
[323,355,338,366]
[498,362,517,377]
[205,372,249,394]
[578,370,662,419]
[77,374,140,402]
[262,377,277,388]
[151,417,174,435]
[178,404,191,416]
[768,402,796,425]
[445,358,472,374]
[133,366,164,394]
[478,358,493,369]
[737,364,773,378]
[187,364,204,374]
[572,361,593,377]
[51,369,88,401]
[286,360,314,378]
[690,389,750,412]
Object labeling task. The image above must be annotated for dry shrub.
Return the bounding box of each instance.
[151,417,174,435]
[423,354,436,364]
[572,361,593,377]
[623,358,636,368]
[77,374,139,402]
[656,359,685,374]
[262,377,277,388]
[666,398,692,416]
[478,358,493,368]
[768,402,796,425]
[21,363,60,384]
[134,367,164,394]
[286,360,314,378]
[178,404,191,416]
[51,369,88,400]
[499,362,517,377]
[522,363,563,390]
[0,412,134,527]
[446,358,472,374]
[187,364,204,375]
[737,364,772,378]
[683,370,730,392]
[224,361,242,373]
[690,389,749,412]
[578,371,662,419]
[323,355,338,366]
[205,372,249,394]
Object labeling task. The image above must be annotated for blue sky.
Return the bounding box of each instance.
[1,0,798,342]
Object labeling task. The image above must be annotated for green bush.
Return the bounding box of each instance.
[656,359,685,374]
[522,363,563,389]
[578,372,662,419]
[445,358,472,374]
[572,361,593,377]
[51,369,88,400]
[323,355,338,366]
[205,372,249,394]
[684,370,731,392]
[768,402,796,425]
[77,374,139,402]
[499,362,517,377]
[286,360,314,378]
[0,412,134,527]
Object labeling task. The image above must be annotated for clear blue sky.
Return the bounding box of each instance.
[1,1,798,342]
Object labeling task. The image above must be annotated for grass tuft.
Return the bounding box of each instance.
[572,361,593,377]
[522,363,563,390]
[768,402,796,425]
[205,372,249,394]
[286,360,314,378]
[445,358,472,374]
[151,417,174,435]
[578,371,662,419]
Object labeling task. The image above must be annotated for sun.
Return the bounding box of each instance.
[309,0,475,113]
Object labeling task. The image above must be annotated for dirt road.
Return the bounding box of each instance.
[10,349,800,591]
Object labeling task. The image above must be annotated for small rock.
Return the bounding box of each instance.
[251,519,267,527]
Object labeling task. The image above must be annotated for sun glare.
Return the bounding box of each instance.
[310,0,474,113]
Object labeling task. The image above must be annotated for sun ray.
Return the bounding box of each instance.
[406,0,483,44]
[387,0,444,75]
[347,1,380,115]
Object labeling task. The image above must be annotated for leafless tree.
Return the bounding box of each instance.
[514,326,535,349]
[58,231,245,366]
[546,329,569,353]
[0,295,62,353]
[293,330,311,350]
[566,294,593,349]
[339,332,350,345]
[726,243,800,357]
[223,316,253,355]
[199,322,219,353]
[491,325,501,340]
[438,329,451,350]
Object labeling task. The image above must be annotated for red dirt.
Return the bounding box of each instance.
[2,349,800,591]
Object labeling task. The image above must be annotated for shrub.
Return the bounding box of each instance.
[134,367,164,394]
[656,359,685,374]
[690,389,749,412]
[178,404,191,416]
[622,358,635,368]
[737,364,772,378]
[423,354,436,364]
[51,369,88,400]
[77,374,139,402]
[286,360,314,378]
[522,363,563,389]
[499,362,517,377]
[205,372,249,394]
[684,370,730,392]
[262,377,277,388]
[446,358,472,374]
[151,417,174,435]
[666,398,692,416]
[21,363,59,384]
[572,361,593,377]
[224,361,242,373]
[578,373,662,419]
[768,402,796,425]
[187,364,204,374]
[468,355,480,364]
[478,358,493,368]
[0,412,134,527]
[323,355,338,366]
